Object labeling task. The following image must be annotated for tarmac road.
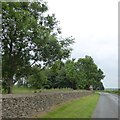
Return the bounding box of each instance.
[92,92,119,118]
[0,94,2,119]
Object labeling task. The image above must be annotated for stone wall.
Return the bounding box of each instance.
[2,90,93,118]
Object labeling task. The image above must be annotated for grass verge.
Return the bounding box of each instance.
[37,93,99,118]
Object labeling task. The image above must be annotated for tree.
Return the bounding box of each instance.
[43,56,105,90]
[54,59,77,89]
[76,56,105,90]
[2,2,74,93]
[27,66,47,89]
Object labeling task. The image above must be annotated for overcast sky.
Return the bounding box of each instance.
[45,0,118,88]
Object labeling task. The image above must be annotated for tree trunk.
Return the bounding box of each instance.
[7,86,12,94]
[7,78,13,94]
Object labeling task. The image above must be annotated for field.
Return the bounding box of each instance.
[36,93,99,118]
[101,89,120,95]
[11,86,73,94]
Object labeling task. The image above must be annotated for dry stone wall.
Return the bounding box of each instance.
[2,90,93,118]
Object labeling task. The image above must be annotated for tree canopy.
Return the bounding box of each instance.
[25,56,105,90]
[2,2,74,93]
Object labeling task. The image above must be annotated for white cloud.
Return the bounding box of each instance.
[46,0,118,88]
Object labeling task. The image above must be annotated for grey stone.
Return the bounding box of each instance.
[2,90,92,118]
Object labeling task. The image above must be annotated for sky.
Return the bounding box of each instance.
[45,0,118,88]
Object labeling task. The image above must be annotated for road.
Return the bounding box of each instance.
[0,94,1,119]
[92,92,119,118]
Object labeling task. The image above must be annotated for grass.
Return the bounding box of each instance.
[10,86,73,94]
[37,93,99,118]
[12,86,35,94]
[98,89,120,95]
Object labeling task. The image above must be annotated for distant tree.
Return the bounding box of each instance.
[27,66,48,89]
[76,56,105,90]
[55,59,77,89]
[44,56,105,90]
[93,81,104,90]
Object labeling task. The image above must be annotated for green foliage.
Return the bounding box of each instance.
[56,59,77,89]
[35,56,105,91]
[75,56,105,90]
[12,56,105,92]
[27,66,48,89]
[2,2,74,93]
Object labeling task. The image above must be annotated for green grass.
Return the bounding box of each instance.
[12,86,35,94]
[98,89,120,95]
[10,86,73,94]
[37,93,99,118]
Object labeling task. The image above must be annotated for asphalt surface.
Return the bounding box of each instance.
[0,94,1,119]
[92,92,119,118]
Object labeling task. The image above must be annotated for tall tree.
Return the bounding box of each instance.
[2,2,74,93]
[76,56,105,90]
